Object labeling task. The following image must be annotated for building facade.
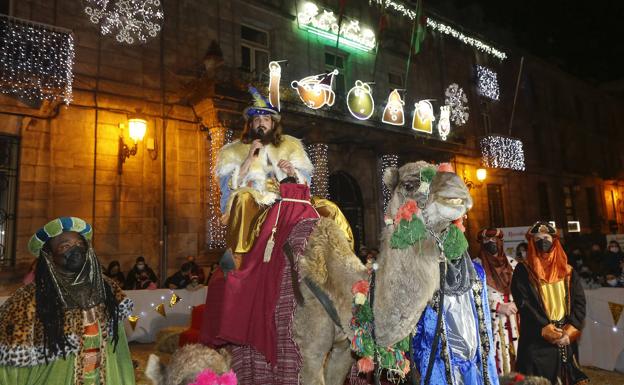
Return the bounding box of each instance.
[0,0,622,289]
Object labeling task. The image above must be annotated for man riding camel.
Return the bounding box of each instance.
[200,87,352,384]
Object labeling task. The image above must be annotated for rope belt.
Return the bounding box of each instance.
[263,197,320,262]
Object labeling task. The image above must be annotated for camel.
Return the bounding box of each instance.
[292,161,473,385]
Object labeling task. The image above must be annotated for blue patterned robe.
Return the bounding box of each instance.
[412,262,499,385]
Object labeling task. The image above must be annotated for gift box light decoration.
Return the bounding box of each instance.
[382,89,405,126]
[347,80,375,120]
[84,0,164,44]
[437,106,451,140]
[291,70,339,109]
[297,2,376,52]
[268,61,282,111]
[444,83,469,126]
[480,135,525,171]
[476,65,500,101]
[0,15,74,104]
[412,100,435,134]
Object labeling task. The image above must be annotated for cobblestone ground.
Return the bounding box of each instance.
[130,342,624,385]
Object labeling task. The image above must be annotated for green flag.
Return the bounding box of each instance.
[412,0,426,54]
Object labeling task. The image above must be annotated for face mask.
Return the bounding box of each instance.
[535,239,553,253]
[137,263,145,270]
[576,259,583,266]
[607,279,618,287]
[610,247,619,253]
[484,242,498,255]
[63,245,87,273]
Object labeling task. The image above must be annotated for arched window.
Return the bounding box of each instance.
[329,171,365,251]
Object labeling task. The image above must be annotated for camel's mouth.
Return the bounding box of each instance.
[437,197,465,207]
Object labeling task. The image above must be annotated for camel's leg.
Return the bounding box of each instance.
[323,333,355,385]
[294,287,335,385]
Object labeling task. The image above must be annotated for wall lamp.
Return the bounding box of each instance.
[118,110,147,174]
[464,168,487,190]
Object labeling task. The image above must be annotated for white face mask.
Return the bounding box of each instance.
[607,279,618,287]
[610,247,619,253]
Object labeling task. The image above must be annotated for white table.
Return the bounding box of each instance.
[0,287,208,344]
[579,288,624,372]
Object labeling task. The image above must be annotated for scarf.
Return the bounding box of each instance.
[525,233,571,284]
[442,252,475,296]
[478,237,513,294]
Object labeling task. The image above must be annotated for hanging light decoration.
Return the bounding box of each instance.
[0,15,74,104]
[480,135,525,171]
[437,106,451,140]
[291,70,338,109]
[444,83,469,126]
[307,143,330,199]
[84,0,164,45]
[412,100,435,134]
[207,126,227,249]
[476,65,500,101]
[268,61,282,112]
[346,80,375,120]
[380,155,399,213]
[382,89,405,126]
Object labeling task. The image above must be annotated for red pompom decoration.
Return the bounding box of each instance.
[357,357,375,373]
[351,280,370,295]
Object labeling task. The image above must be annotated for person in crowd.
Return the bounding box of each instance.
[0,217,135,384]
[205,263,219,285]
[105,260,125,287]
[515,242,528,262]
[22,258,37,285]
[567,246,585,269]
[124,256,158,290]
[587,242,604,274]
[604,273,622,287]
[186,255,206,283]
[165,262,194,290]
[603,240,624,276]
[511,222,588,384]
[477,228,520,375]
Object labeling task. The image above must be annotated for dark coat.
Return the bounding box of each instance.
[124,265,158,290]
[511,263,588,384]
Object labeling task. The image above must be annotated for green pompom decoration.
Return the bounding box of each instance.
[395,336,410,352]
[443,224,469,261]
[379,349,395,368]
[420,167,437,184]
[390,215,427,249]
[355,302,374,324]
[361,336,376,357]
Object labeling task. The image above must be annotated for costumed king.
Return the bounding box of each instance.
[0,217,135,385]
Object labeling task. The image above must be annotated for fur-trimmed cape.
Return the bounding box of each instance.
[216,135,313,208]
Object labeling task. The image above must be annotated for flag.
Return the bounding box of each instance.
[412,0,426,54]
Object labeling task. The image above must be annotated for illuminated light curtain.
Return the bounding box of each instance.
[308,143,329,199]
[206,126,228,249]
[380,154,399,213]
[480,135,525,171]
[0,15,74,103]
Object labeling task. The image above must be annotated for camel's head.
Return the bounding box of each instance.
[384,161,472,233]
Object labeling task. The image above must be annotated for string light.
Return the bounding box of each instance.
[346,80,375,120]
[297,2,376,52]
[437,106,451,140]
[412,100,435,134]
[480,135,525,171]
[370,0,417,20]
[84,0,164,44]
[207,126,227,249]
[307,143,330,199]
[426,18,507,60]
[0,15,74,104]
[476,65,500,101]
[382,89,405,126]
[444,83,469,126]
[380,155,399,213]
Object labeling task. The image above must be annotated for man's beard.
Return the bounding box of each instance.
[251,126,275,144]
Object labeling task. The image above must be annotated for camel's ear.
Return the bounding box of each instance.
[218,347,233,369]
[383,167,399,191]
[145,354,165,385]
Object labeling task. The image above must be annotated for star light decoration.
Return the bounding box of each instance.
[444,84,469,126]
[308,143,330,199]
[380,155,399,213]
[0,15,74,104]
[476,65,500,101]
[479,135,525,171]
[84,0,164,45]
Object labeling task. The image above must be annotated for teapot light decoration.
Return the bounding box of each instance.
[291,69,339,109]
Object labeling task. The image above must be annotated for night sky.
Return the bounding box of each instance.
[427,0,623,83]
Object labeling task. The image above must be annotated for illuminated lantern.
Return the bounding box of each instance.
[382,89,405,126]
[291,69,338,109]
[412,100,435,134]
[268,61,282,111]
[437,106,451,140]
[346,80,374,120]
